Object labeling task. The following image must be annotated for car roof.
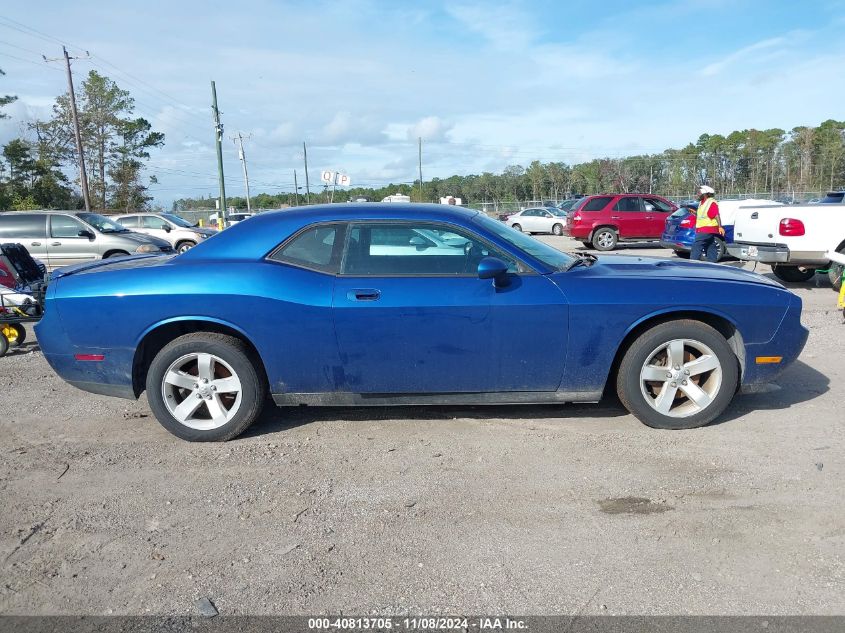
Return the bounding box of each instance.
[178,203,481,262]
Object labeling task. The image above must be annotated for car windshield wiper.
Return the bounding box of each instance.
[563,252,598,271]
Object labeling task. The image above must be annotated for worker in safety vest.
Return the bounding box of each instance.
[690,185,723,262]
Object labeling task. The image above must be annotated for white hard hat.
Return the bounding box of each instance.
[698,185,715,195]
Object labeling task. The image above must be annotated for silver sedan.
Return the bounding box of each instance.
[505,207,568,235]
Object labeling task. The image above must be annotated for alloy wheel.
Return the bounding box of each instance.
[161,352,243,430]
[638,338,722,418]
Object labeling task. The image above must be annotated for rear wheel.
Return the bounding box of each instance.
[829,248,844,291]
[674,250,691,259]
[591,228,618,251]
[511,223,522,232]
[0,333,7,357]
[713,236,727,262]
[772,265,816,283]
[145,332,266,441]
[617,320,738,430]
[552,223,564,236]
[581,241,592,249]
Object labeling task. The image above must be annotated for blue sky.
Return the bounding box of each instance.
[2,0,845,207]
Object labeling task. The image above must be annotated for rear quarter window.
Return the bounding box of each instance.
[0,214,47,239]
[581,196,613,211]
[269,224,342,273]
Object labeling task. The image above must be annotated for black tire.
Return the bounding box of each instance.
[591,228,618,251]
[0,333,7,358]
[2,323,25,347]
[829,248,844,291]
[581,241,592,249]
[674,250,691,259]
[176,240,197,254]
[105,251,130,259]
[552,223,564,236]
[145,332,266,442]
[511,223,522,232]
[616,319,739,430]
[713,236,727,262]
[772,265,816,283]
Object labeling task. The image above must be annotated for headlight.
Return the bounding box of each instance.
[195,232,208,240]
[135,244,157,253]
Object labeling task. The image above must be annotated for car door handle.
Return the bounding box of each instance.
[347,289,381,302]
[50,241,61,246]
[611,215,621,220]
[31,241,42,246]
[645,216,654,220]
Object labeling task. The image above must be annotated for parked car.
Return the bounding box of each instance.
[114,213,217,253]
[660,199,781,261]
[36,203,807,442]
[0,211,173,270]
[506,207,569,235]
[562,194,678,250]
[728,191,845,290]
[556,199,580,215]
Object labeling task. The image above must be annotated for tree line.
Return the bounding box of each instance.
[175,120,845,211]
[0,67,163,212]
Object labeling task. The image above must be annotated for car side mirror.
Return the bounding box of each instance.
[161,224,172,232]
[409,236,428,249]
[78,229,94,240]
[477,256,511,288]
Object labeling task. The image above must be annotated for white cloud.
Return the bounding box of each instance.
[407,116,452,141]
[701,37,787,76]
[445,2,538,50]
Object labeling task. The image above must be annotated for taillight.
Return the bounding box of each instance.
[679,213,695,229]
[572,213,582,222]
[779,218,805,236]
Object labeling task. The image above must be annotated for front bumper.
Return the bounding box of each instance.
[741,294,809,387]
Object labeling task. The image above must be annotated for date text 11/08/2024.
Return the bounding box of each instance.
[307,617,528,630]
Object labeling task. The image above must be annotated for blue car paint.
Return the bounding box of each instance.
[35,204,808,404]
[660,204,735,254]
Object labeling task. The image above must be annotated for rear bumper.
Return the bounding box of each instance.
[728,241,829,265]
[660,239,689,252]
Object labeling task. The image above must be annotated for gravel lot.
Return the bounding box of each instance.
[0,238,843,616]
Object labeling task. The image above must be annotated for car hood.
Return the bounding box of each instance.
[193,227,218,237]
[566,255,784,288]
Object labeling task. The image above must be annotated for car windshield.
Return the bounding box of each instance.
[161,213,195,228]
[473,213,574,271]
[550,209,567,217]
[76,213,129,233]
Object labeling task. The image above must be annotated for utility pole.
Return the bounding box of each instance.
[303,141,311,204]
[44,47,91,211]
[211,81,228,228]
[418,137,423,202]
[293,170,299,206]
[231,132,252,213]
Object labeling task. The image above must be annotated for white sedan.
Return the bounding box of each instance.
[506,207,568,235]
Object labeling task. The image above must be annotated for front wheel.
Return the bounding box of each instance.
[616,320,739,430]
[177,240,197,254]
[591,228,618,251]
[552,223,564,236]
[772,265,816,283]
[1,323,25,347]
[145,332,267,441]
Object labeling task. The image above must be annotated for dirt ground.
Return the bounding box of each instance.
[0,239,843,616]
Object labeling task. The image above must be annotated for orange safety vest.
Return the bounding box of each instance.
[695,198,721,229]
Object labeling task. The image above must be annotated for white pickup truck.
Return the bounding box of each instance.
[728,191,845,291]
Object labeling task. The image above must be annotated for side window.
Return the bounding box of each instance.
[117,216,139,227]
[643,197,674,212]
[141,215,166,229]
[269,224,340,273]
[341,223,518,276]
[0,214,47,239]
[582,196,613,211]
[50,215,86,238]
[613,197,641,212]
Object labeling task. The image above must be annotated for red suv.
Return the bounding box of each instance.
[563,194,677,250]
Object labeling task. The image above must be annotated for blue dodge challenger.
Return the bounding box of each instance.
[35,204,808,441]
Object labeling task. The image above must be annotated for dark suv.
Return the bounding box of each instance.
[563,194,677,250]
